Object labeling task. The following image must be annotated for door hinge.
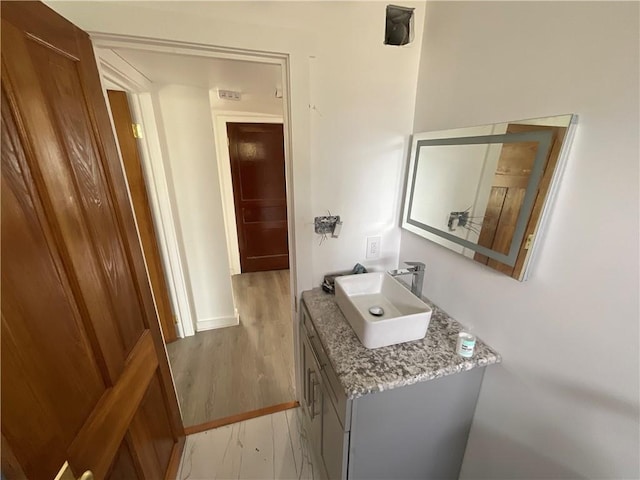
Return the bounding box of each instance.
[294,295,298,313]
[132,123,144,139]
[524,234,534,250]
[173,314,179,325]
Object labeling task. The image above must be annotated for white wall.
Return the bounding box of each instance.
[113,48,285,116]
[48,0,425,293]
[153,84,237,330]
[300,2,424,280]
[402,2,639,478]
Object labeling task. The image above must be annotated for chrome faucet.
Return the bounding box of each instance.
[388,261,425,298]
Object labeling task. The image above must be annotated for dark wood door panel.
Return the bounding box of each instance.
[0,1,80,55]
[244,224,289,257]
[1,88,106,480]
[1,2,183,478]
[127,372,177,478]
[1,434,27,479]
[234,125,286,201]
[108,441,141,480]
[242,204,287,223]
[1,21,127,382]
[28,39,147,357]
[67,332,158,478]
[228,122,289,273]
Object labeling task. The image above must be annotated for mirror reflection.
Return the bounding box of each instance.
[402,115,576,280]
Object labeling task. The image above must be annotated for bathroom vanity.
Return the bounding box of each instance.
[299,288,501,479]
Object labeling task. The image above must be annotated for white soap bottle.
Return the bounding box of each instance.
[456,330,476,358]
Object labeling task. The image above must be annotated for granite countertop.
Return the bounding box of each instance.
[301,288,501,399]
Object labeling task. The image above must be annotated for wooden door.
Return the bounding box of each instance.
[107,90,178,343]
[474,123,566,278]
[1,3,184,479]
[227,123,289,273]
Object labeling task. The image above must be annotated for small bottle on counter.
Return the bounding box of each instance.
[456,331,476,358]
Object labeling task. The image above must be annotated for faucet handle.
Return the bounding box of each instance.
[404,261,425,271]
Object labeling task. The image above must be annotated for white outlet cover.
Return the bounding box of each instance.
[366,236,381,259]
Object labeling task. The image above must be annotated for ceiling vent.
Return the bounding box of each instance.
[217,89,241,101]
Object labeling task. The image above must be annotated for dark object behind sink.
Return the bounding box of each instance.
[322,263,368,294]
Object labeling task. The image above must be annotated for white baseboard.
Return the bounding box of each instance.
[196,314,239,332]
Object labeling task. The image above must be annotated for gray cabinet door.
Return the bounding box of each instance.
[321,379,349,480]
[348,367,485,479]
[301,332,322,452]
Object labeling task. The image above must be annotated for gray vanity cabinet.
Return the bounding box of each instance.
[300,303,350,480]
[300,299,488,480]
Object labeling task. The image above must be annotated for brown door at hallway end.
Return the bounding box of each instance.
[107,90,178,343]
[1,2,183,479]
[227,122,289,273]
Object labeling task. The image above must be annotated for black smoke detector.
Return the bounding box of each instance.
[385,5,414,46]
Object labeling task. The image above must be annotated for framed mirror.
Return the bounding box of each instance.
[402,114,577,281]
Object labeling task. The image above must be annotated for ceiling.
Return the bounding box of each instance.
[111,47,282,95]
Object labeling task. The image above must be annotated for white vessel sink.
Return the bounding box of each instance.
[334,272,432,349]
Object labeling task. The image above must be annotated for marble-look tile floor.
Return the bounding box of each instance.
[177,408,317,480]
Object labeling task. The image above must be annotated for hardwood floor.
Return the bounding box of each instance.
[167,270,295,428]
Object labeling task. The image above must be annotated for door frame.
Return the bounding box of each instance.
[212,113,284,276]
[89,34,301,338]
[96,49,195,339]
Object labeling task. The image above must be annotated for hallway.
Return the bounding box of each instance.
[167,270,295,428]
